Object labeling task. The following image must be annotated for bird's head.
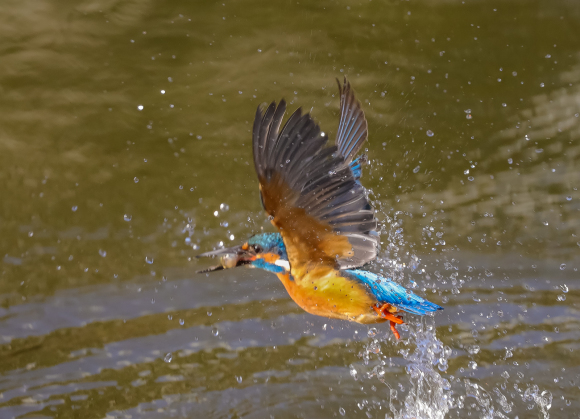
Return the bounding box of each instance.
[197,233,289,274]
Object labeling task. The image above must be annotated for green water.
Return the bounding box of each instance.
[1,0,579,417]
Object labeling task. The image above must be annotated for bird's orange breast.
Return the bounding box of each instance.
[275,266,386,324]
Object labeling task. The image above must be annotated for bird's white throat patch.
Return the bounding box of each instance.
[274,259,290,272]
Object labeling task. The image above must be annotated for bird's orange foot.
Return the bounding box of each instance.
[372,303,404,340]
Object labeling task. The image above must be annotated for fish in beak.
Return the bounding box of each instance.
[196,244,255,273]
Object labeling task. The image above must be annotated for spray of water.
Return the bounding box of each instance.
[353,191,553,419]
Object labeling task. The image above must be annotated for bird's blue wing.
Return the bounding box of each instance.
[345,269,443,315]
[349,155,367,182]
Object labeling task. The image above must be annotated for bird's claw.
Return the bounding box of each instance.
[373,303,404,340]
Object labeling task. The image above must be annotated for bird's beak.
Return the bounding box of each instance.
[196,244,254,273]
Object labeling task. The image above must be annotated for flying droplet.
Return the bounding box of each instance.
[72,206,78,212]
[179,319,185,325]
[235,375,243,383]
[468,345,480,355]
[164,353,172,363]
[413,166,420,173]
[339,407,346,416]
[99,249,107,257]
[145,256,154,264]
[349,364,358,380]
[137,105,144,110]
[426,130,434,137]
[134,177,139,183]
[560,263,566,270]
[124,214,132,221]
[212,328,219,336]
[219,203,229,211]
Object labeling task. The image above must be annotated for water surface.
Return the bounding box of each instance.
[1,0,579,417]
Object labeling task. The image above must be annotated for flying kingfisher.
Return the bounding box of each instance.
[197,78,442,339]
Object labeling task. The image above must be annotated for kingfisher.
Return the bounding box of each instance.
[197,78,442,339]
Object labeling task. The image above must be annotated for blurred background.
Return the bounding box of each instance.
[0,0,579,418]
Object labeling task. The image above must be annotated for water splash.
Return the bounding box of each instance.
[391,322,451,419]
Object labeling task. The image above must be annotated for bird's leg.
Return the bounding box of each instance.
[373,303,404,340]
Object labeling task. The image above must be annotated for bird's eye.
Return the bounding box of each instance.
[251,244,262,253]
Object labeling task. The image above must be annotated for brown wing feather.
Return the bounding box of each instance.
[253,79,378,273]
[259,175,353,272]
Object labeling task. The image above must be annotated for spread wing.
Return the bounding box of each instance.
[335,77,368,162]
[252,78,378,273]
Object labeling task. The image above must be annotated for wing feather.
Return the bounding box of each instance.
[336,77,369,162]
[253,78,378,273]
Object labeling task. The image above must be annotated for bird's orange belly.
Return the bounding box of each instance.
[275,269,386,324]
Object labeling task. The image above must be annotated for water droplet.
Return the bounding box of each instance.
[179,319,185,325]
[137,105,144,110]
[468,176,474,181]
[212,328,219,336]
[426,130,434,137]
[557,295,566,301]
[349,364,358,380]
[560,284,568,293]
[99,249,107,257]
[229,234,235,240]
[219,203,229,211]
[413,166,420,173]
[168,314,173,320]
[145,256,154,264]
[368,328,378,338]
[464,169,470,175]
[339,407,345,416]
[540,82,545,87]
[207,311,212,316]
[160,90,165,94]
[566,196,572,201]
[164,353,172,363]
[502,103,507,107]
[322,324,327,331]
[28,231,34,237]
[134,177,139,183]
[235,375,243,383]
[468,361,477,369]
[124,214,132,221]
[507,158,513,164]
[468,345,480,355]
[71,206,78,212]
[560,263,566,270]
[213,210,219,216]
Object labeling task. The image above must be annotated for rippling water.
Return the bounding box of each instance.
[1,0,579,418]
